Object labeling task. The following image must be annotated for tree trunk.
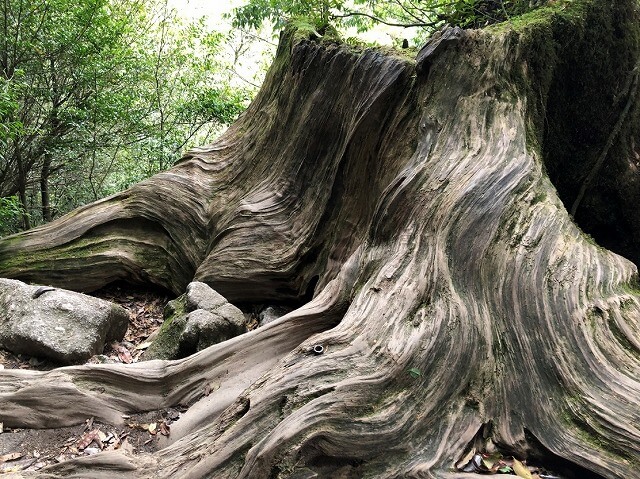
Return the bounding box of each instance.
[15,149,31,231]
[40,150,52,222]
[1,1,640,478]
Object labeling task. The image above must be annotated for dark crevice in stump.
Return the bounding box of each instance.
[540,0,640,268]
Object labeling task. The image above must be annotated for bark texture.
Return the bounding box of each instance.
[1,1,640,477]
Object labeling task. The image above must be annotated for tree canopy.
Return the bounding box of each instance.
[0,0,557,236]
[0,0,252,235]
[232,0,549,38]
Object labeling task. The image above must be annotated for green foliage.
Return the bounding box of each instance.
[0,78,21,148]
[437,0,548,29]
[232,0,345,31]
[0,196,24,236]
[179,88,249,125]
[232,0,551,37]
[0,0,254,235]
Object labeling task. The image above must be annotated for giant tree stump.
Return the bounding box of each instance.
[1,1,640,477]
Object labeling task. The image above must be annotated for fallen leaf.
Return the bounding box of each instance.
[481,451,503,470]
[159,421,170,436]
[85,417,94,430]
[113,343,133,363]
[513,458,533,479]
[454,448,475,471]
[457,453,484,472]
[148,422,157,435]
[135,341,153,350]
[104,434,121,451]
[62,436,76,446]
[76,429,104,450]
[119,438,134,454]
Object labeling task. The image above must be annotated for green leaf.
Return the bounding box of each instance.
[408,367,421,378]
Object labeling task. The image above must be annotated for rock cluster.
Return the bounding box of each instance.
[144,281,247,360]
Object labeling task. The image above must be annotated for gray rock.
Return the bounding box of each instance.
[0,278,129,364]
[144,282,247,360]
[185,281,227,312]
[180,310,238,353]
[215,302,246,330]
[258,306,291,327]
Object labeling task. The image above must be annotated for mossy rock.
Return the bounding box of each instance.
[144,282,247,360]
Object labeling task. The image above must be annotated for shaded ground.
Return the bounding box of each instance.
[0,409,184,474]
[90,283,171,365]
[0,283,277,474]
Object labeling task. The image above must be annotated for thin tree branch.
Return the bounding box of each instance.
[238,28,278,47]
[571,62,640,216]
[226,66,261,89]
[392,0,428,25]
[331,11,439,28]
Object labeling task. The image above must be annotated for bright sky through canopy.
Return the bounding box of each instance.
[167,0,240,21]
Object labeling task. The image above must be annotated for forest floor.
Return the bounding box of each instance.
[0,284,174,474]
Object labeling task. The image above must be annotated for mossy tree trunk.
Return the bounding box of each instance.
[1,1,640,477]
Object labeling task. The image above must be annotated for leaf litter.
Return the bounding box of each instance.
[0,284,578,477]
[0,284,177,472]
[0,407,183,473]
[88,282,170,365]
[456,449,567,479]
[0,283,170,371]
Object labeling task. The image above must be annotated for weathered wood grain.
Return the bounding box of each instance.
[1,1,640,477]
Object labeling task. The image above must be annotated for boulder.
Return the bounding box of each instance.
[0,278,129,364]
[144,281,247,360]
[184,281,227,312]
[258,305,291,327]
